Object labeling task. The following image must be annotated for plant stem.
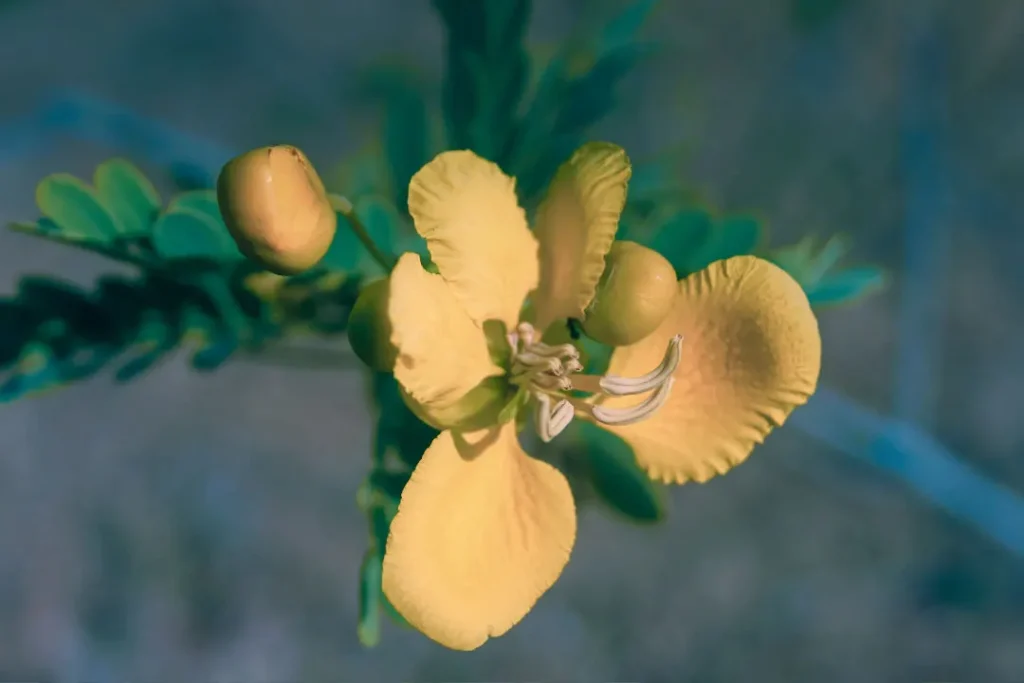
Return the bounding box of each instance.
[328,194,397,273]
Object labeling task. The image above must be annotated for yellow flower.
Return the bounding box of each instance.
[381,144,822,651]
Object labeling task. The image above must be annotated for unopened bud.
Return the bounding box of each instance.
[581,241,677,347]
[217,145,337,275]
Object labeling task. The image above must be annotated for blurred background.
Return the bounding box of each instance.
[1,0,1023,680]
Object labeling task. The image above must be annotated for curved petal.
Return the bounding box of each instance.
[389,253,504,418]
[595,256,821,484]
[531,142,631,332]
[382,421,577,651]
[408,150,539,330]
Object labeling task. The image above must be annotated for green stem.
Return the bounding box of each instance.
[328,194,397,273]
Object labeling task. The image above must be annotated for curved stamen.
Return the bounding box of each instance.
[588,377,675,426]
[598,335,683,396]
[535,393,575,442]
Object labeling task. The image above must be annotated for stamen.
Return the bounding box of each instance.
[526,342,580,359]
[589,377,675,426]
[512,352,563,374]
[534,393,575,442]
[530,373,573,392]
[598,335,683,396]
[514,322,679,441]
[516,322,536,347]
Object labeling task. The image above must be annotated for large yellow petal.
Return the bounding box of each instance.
[596,256,821,484]
[408,150,539,330]
[381,421,577,651]
[531,142,631,332]
[389,253,504,422]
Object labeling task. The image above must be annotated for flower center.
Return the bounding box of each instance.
[507,322,682,443]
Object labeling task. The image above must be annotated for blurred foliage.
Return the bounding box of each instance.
[2,159,364,401]
[5,0,886,648]
[790,0,854,31]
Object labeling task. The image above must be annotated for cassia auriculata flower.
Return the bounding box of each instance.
[344,142,822,651]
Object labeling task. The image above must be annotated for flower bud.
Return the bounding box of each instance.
[217,145,337,275]
[347,278,399,372]
[581,240,677,347]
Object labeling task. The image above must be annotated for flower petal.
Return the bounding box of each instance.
[382,421,577,651]
[408,150,539,330]
[596,256,821,484]
[531,142,631,332]
[389,253,504,418]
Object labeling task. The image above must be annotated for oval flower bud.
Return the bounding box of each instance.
[217,145,337,275]
[347,277,399,372]
[581,240,678,347]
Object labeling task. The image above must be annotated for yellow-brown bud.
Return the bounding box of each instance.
[581,241,677,347]
[217,145,336,275]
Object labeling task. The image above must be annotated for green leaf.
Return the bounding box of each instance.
[0,343,63,402]
[7,220,153,268]
[93,159,162,236]
[434,0,530,159]
[511,41,655,202]
[357,549,383,647]
[369,469,411,502]
[372,372,438,471]
[114,310,179,382]
[167,190,224,227]
[577,421,665,523]
[806,267,886,307]
[554,43,655,136]
[360,68,433,214]
[151,208,241,261]
[600,0,659,51]
[802,234,849,287]
[191,336,236,371]
[769,235,817,279]
[352,195,404,275]
[35,173,122,242]
[686,214,763,272]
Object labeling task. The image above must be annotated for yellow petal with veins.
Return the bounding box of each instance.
[408,150,539,330]
[382,421,577,651]
[531,142,631,332]
[596,256,821,484]
[389,253,504,422]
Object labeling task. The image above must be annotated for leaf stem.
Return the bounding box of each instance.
[328,194,397,273]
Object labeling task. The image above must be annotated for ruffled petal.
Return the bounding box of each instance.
[596,256,821,484]
[382,422,577,650]
[531,142,631,332]
[408,150,539,330]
